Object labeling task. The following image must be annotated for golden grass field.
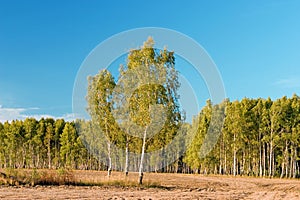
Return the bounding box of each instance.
[0,170,300,199]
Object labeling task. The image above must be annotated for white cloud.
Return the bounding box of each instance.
[0,107,27,122]
[274,78,300,88]
[61,113,81,122]
[0,106,77,123]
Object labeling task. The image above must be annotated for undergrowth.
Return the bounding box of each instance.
[0,169,166,189]
[0,168,75,186]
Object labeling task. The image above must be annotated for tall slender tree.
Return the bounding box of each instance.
[112,37,182,184]
[87,69,118,177]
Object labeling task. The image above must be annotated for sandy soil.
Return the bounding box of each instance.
[0,171,299,199]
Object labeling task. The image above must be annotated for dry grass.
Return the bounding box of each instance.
[0,168,75,186]
[0,169,164,188]
[0,170,300,199]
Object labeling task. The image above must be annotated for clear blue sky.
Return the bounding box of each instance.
[1,0,300,122]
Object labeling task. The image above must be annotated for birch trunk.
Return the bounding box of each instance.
[259,132,262,177]
[107,141,112,177]
[269,133,273,177]
[125,140,129,176]
[233,132,237,176]
[139,126,148,184]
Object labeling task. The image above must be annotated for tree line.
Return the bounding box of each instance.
[0,118,101,170]
[185,95,300,178]
[0,95,299,178]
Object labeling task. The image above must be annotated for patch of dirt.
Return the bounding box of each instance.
[0,171,299,199]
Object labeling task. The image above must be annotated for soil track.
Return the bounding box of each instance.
[0,171,299,199]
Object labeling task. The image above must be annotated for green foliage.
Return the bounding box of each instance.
[60,122,78,168]
[0,94,300,178]
[85,37,183,183]
[117,37,182,183]
[184,95,300,178]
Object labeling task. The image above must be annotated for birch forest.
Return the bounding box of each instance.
[1,38,299,179]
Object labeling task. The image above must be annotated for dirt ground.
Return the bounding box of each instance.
[0,171,299,199]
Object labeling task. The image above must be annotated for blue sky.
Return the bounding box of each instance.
[0,0,300,122]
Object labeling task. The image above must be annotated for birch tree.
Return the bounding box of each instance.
[113,37,182,184]
[87,69,118,177]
